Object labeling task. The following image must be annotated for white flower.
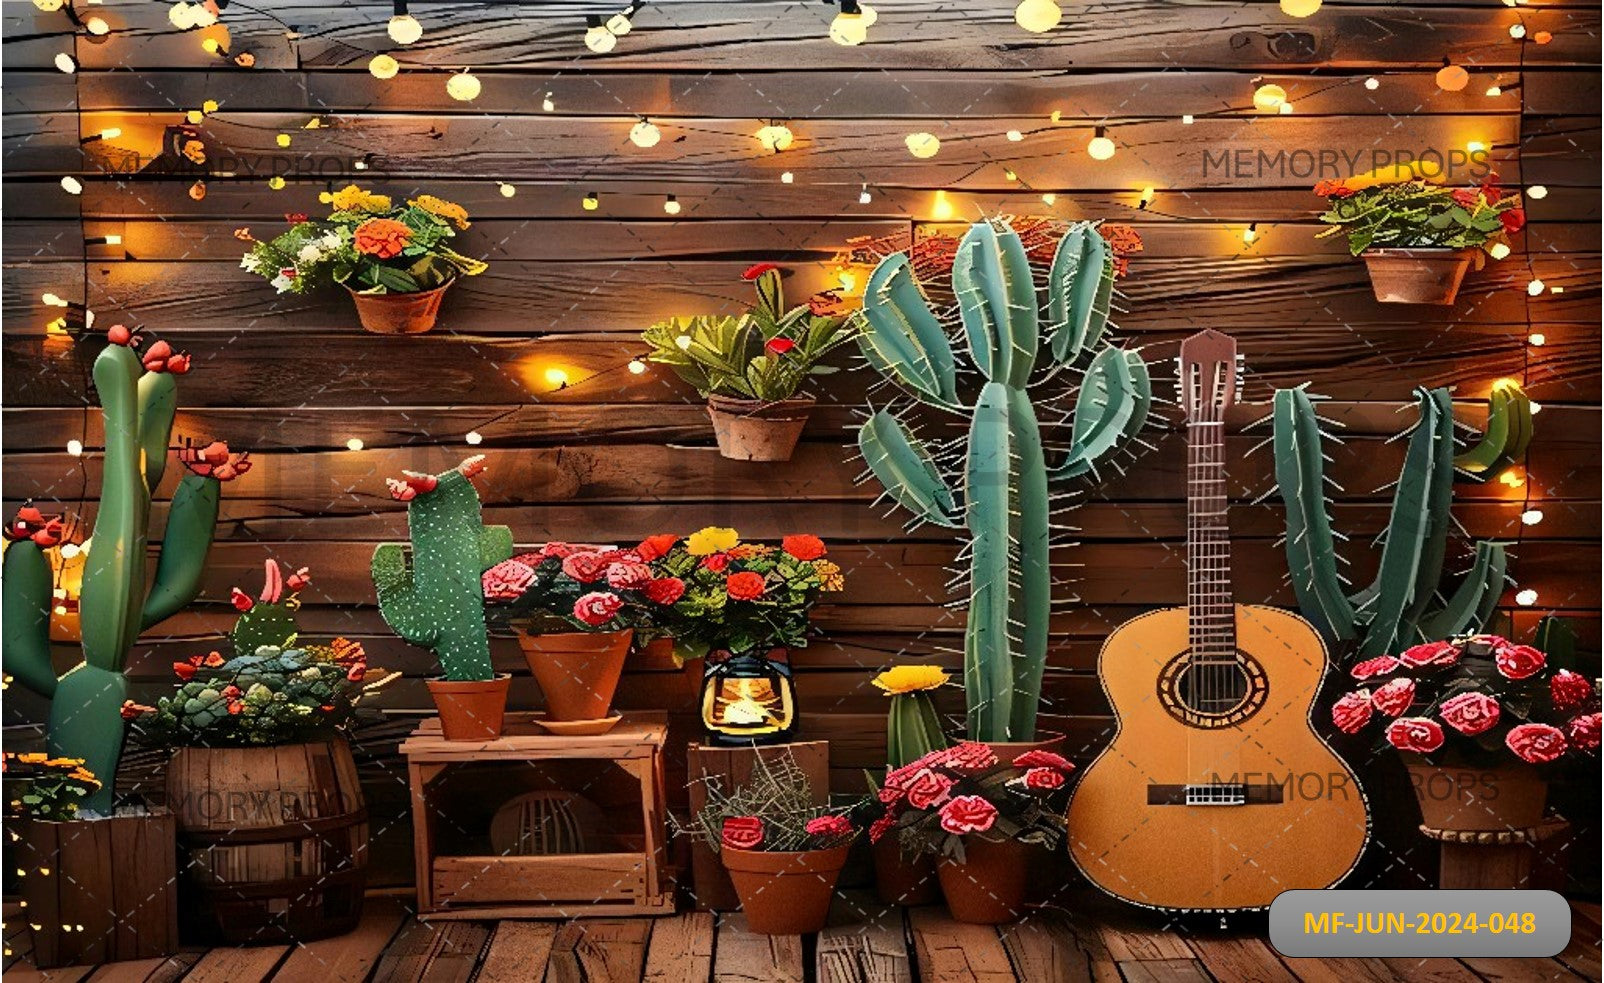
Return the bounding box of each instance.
[320,232,341,250]
[240,252,261,273]
[270,272,295,293]
[297,243,324,263]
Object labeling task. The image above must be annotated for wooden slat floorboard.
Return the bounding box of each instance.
[907,908,1015,983]
[475,921,558,983]
[641,912,714,983]
[268,897,409,983]
[713,913,804,983]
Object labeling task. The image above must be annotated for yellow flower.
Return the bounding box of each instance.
[813,559,844,592]
[324,184,392,213]
[686,527,739,556]
[872,665,951,695]
[16,753,47,764]
[410,194,471,230]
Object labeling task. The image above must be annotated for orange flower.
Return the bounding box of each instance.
[782,534,826,561]
[726,571,766,600]
[353,218,412,259]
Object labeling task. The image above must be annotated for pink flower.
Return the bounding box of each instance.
[1495,643,1547,680]
[1567,713,1600,751]
[561,551,610,583]
[1012,749,1073,771]
[285,567,311,592]
[804,814,854,838]
[1386,717,1446,753]
[482,558,537,601]
[1399,641,1461,669]
[1024,767,1065,790]
[1332,690,1373,734]
[605,561,653,590]
[1550,670,1593,711]
[1505,722,1567,764]
[721,816,764,850]
[645,577,685,605]
[868,815,895,844]
[933,742,998,771]
[1439,692,1501,736]
[1371,677,1416,717]
[937,795,998,835]
[1351,656,1401,681]
[905,768,954,809]
[539,541,580,559]
[573,591,624,626]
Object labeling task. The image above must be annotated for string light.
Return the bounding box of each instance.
[1014,0,1062,33]
[1138,186,1155,209]
[1435,60,1469,92]
[1181,114,1194,125]
[1466,140,1487,154]
[544,367,570,388]
[85,234,122,246]
[55,53,76,73]
[582,191,600,211]
[1006,129,1023,142]
[388,2,424,45]
[84,16,110,36]
[275,134,292,148]
[1365,77,1380,90]
[1253,83,1288,111]
[446,71,481,102]
[1243,223,1259,244]
[756,124,795,152]
[629,119,662,148]
[1515,589,1538,606]
[628,358,647,374]
[369,54,400,80]
[1528,332,1545,346]
[498,182,516,198]
[905,132,940,158]
[34,0,65,10]
[1486,85,1503,97]
[60,176,83,195]
[345,438,364,451]
[606,11,632,35]
[780,171,794,184]
[1529,401,1542,415]
[465,431,483,445]
[858,184,872,204]
[830,0,868,46]
[66,440,83,457]
[1509,23,1526,39]
[1521,509,1544,526]
[1526,279,1545,295]
[542,93,556,112]
[42,293,69,307]
[1488,242,1511,260]
[1280,0,1321,17]
[584,18,618,54]
[169,2,196,28]
[1500,468,1526,488]
[1040,192,1056,205]
[931,190,954,220]
[1085,128,1116,161]
[663,194,681,215]
[1527,185,1548,199]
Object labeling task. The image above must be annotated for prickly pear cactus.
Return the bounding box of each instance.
[228,559,311,658]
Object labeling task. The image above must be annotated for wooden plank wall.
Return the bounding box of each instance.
[3,0,1598,884]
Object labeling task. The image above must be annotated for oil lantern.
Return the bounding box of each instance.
[699,647,797,746]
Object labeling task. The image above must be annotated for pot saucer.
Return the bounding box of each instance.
[532,713,623,736]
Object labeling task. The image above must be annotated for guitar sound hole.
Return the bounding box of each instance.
[1157,652,1269,729]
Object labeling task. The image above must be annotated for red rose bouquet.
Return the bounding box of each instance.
[480,538,682,635]
[860,741,1073,861]
[1330,619,1600,766]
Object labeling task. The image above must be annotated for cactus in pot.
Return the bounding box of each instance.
[2,327,246,811]
[856,220,1152,743]
[371,456,514,738]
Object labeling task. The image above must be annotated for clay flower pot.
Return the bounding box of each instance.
[426,674,511,741]
[346,279,454,334]
[706,394,815,462]
[722,843,851,934]
[936,836,1030,924]
[872,837,941,906]
[1405,757,1548,832]
[518,628,633,724]
[978,730,1066,762]
[1361,248,1475,305]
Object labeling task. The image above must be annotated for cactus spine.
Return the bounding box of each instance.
[2,331,235,812]
[857,220,1151,742]
[1273,386,1512,661]
[371,457,513,681]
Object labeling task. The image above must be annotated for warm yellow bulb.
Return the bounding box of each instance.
[446,72,481,102]
[905,132,940,159]
[780,171,794,184]
[1243,224,1258,244]
[498,182,516,198]
[168,2,195,28]
[99,127,122,141]
[1041,193,1057,205]
[1527,185,1548,199]
[1006,129,1023,142]
[931,190,954,221]
[606,12,632,35]
[1515,589,1538,606]
[582,192,599,211]
[1528,332,1546,346]
[55,53,76,73]
[369,54,400,80]
[1466,140,1487,154]
[544,367,569,387]
[1086,134,1116,161]
[1509,23,1526,39]
[465,431,483,445]
[1488,242,1511,260]
[65,439,83,457]
[267,176,285,190]
[1521,509,1544,526]
[585,25,617,53]
[387,14,423,45]
[1499,468,1525,488]
[756,124,794,152]
[34,0,66,11]
[829,11,868,46]
[345,437,364,451]
[1279,0,1321,17]
[629,120,662,148]
[1253,83,1288,111]
[1435,64,1470,92]
[1527,279,1545,296]
[663,195,681,215]
[201,37,220,54]
[103,234,122,246]
[42,293,68,307]
[1014,0,1062,33]
[628,358,647,374]
[85,17,110,36]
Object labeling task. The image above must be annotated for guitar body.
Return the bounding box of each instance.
[1067,604,1369,911]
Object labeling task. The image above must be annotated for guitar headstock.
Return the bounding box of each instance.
[1177,329,1242,424]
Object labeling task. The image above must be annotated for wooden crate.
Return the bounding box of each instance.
[400,711,674,919]
[685,740,830,911]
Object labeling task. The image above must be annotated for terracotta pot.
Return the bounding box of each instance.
[1361,248,1475,305]
[426,674,511,741]
[722,843,850,934]
[937,836,1031,924]
[706,394,815,462]
[346,280,453,334]
[1405,757,1548,832]
[978,729,1066,763]
[518,628,633,722]
[872,836,941,906]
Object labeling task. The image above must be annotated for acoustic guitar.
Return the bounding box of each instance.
[1066,329,1369,913]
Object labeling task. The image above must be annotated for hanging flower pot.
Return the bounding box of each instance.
[346,279,454,334]
[706,394,816,462]
[936,836,1032,924]
[1360,249,1476,305]
[722,843,852,934]
[517,628,633,727]
[426,674,512,741]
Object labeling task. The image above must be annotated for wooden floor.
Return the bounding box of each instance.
[5,893,1599,983]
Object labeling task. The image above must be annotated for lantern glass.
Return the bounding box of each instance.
[699,648,797,746]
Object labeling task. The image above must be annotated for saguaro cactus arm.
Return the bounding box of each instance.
[2,537,58,698]
[1420,541,1508,641]
[142,472,223,628]
[859,255,961,410]
[137,371,178,495]
[952,222,1038,386]
[1273,388,1359,642]
[1051,347,1152,481]
[857,411,962,529]
[1047,224,1115,366]
[1454,379,1533,483]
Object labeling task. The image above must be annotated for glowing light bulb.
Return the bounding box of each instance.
[1253,83,1288,111]
[1279,101,1294,114]
[1527,279,1544,296]
[607,12,632,35]
[34,0,66,10]
[55,53,76,74]
[780,171,794,184]
[465,430,483,445]
[498,182,516,198]
[629,120,662,148]
[1436,63,1469,92]
[275,134,291,148]
[42,293,68,307]
[1509,23,1526,39]
[98,127,122,141]
[1486,85,1503,97]
[1365,77,1379,90]
[542,94,556,112]
[169,2,195,29]
[1181,114,1194,125]
[1500,468,1526,488]
[582,192,599,211]
[1243,223,1259,244]
[267,176,286,190]
[1488,242,1511,260]
[1041,193,1057,205]
[1466,140,1487,154]
[545,367,569,387]
[1521,509,1544,526]
[1014,0,1062,33]
[1003,168,1017,181]
[931,190,954,220]
[446,72,481,102]
[369,54,400,80]
[201,37,220,54]
[1515,589,1538,606]
[905,132,940,158]
[1280,0,1321,16]
[1528,332,1545,346]
[1139,186,1155,209]
[628,358,647,374]
[1086,129,1116,160]
[1006,129,1023,142]
[1527,185,1548,199]
[663,195,681,215]
[859,185,872,204]
[829,10,868,46]
[103,234,122,246]
[756,124,794,152]
[585,25,617,53]
[388,14,423,44]
[1529,401,1542,415]
[192,5,218,28]
[85,17,110,36]
[345,437,364,451]
[66,439,83,457]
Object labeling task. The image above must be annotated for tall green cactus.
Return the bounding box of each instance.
[857,220,1152,742]
[1273,386,1512,661]
[371,456,512,681]
[2,328,241,812]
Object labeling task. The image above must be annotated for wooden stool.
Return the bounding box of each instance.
[401,711,674,918]
[1421,815,1572,890]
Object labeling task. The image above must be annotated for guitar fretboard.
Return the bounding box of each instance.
[1187,418,1236,661]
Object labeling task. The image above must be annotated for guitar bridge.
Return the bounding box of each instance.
[1184,783,1246,806]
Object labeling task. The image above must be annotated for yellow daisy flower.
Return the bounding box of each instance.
[323,184,392,213]
[686,526,739,556]
[872,665,951,695]
[410,194,471,230]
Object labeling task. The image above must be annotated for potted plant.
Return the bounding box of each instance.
[649,528,843,743]
[863,742,1073,924]
[868,664,951,905]
[1331,621,1599,834]
[127,559,385,943]
[372,456,515,740]
[481,536,683,734]
[680,752,858,934]
[1315,173,1524,305]
[238,185,487,333]
[642,264,862,461]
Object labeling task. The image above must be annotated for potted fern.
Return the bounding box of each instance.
[642,264,861,461]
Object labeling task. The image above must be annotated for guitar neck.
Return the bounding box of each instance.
[1186,419,1235,660]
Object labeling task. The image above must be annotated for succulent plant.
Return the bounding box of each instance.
[134,646,368,747]
[228,558,311,658]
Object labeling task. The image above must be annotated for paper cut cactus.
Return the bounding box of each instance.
[856,220,1152,742]
[371,456,513,681]
[2,326,244,811]
[229,559,311,658]
[1273,385,1513,661]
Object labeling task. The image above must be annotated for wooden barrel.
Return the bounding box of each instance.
[165,739,368,944]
